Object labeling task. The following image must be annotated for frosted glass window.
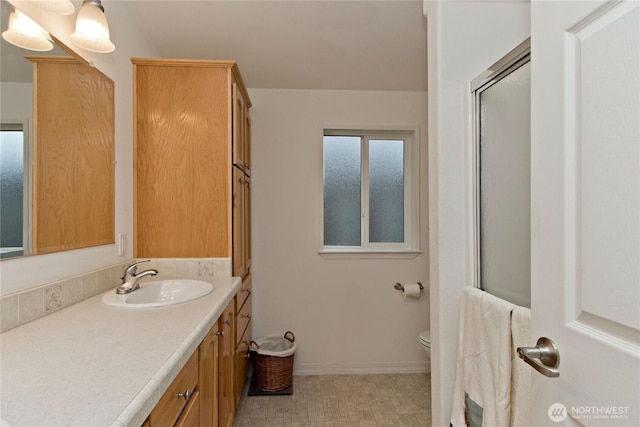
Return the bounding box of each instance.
[477,61,531,308]
[0,131,25,248]
[323,136,361,246]
[369,140,404,243]
[322,129,417,253]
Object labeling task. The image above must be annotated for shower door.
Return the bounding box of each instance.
[473,42,531,308]
[529,0,639,425]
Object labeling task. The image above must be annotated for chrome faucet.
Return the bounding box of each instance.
[116,260,158,294]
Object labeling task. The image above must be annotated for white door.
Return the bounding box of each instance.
[529,0,640,425]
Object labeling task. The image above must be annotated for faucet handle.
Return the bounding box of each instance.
[122,259,151,281]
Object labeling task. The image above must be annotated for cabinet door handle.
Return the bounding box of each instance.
[216,330,225,336]
[241,288,251,293]
[177,389,192,402]
[224,318,231,326]
[242,314,251,319]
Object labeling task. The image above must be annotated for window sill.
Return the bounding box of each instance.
[319,249,422,260]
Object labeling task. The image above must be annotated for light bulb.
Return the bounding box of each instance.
[2,9,53,52]
[70,0,115,53]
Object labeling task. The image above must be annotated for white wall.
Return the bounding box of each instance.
[249,88,430,374]
[424,1,530,425]
[0,82,32,121]
[0,2,160,295]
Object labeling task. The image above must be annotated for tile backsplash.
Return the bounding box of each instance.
[0,258,231,333]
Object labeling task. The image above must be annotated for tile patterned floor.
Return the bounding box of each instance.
[233,373,431,426]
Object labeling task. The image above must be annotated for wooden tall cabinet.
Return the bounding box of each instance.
[133,58,253,426]
[132,59,252,260]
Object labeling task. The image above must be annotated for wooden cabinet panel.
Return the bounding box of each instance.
[218,300,235,427]
[133,60,232,258]
[234,321,251,406]
[198,323,219,427]
[232,81,251,176]
[232,75,251,278]
[235,293,252,348]
[30,56,114,254]
[149,351,198,427]
[232,167,249,278]
[235,274,252,312]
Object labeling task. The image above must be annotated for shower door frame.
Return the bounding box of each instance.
[470,38,531,292]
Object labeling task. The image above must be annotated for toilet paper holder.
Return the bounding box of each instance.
[394,282,424,292]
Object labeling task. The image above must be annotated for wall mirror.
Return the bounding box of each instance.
[0,0,115,260]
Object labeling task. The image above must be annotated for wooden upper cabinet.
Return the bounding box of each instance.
[232,82,251,176]
[30,56,115,254]
[133,59,251,258]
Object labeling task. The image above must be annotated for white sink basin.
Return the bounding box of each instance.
[102,279,214,308]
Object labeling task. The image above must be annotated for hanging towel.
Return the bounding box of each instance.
[510,306,532,427]
[450,286,516,427]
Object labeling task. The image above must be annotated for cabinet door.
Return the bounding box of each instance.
[234,322,251,406]
[31,56,115,255]
[234,275,252,319]
[134,64,231,258]
[198,324,219,427]
[232,167,251,278]
[243,161,251,273]
[218,300,235,427]
[232,83,250,176]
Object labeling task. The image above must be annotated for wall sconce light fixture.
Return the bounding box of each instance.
[70,0,115,53]
[2,8,53,51]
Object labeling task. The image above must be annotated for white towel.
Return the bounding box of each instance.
[450,287,516,427]
[510,306,532,427]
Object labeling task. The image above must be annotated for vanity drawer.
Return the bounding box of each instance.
[148,350,198,427]
[235,274,251,312]
[174,390,200,427]
[235,293,252,347]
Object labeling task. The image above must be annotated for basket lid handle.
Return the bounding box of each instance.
[284,331,295,343]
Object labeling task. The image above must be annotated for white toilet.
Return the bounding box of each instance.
[419,330,431,364]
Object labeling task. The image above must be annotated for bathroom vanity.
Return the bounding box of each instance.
[0,275,246,427]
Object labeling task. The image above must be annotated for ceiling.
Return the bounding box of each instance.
[1,1,427,91]
[124,0,427,91]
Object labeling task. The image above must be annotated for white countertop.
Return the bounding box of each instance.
[0,276,241,427]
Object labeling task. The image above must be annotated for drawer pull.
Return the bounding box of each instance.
[216,330,225,336]
[241,314,251,319]
[244,353,251,359]
[224,318,231,326]
[177,389,192,402]
[241,288,251,293]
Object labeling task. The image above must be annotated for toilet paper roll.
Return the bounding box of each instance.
[403,284,422,299]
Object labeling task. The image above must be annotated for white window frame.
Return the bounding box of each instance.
[319,126,420,258]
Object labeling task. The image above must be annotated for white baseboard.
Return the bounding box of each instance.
[291,361,430,376]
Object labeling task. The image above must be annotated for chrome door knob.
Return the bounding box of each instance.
[517,337,560,378]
